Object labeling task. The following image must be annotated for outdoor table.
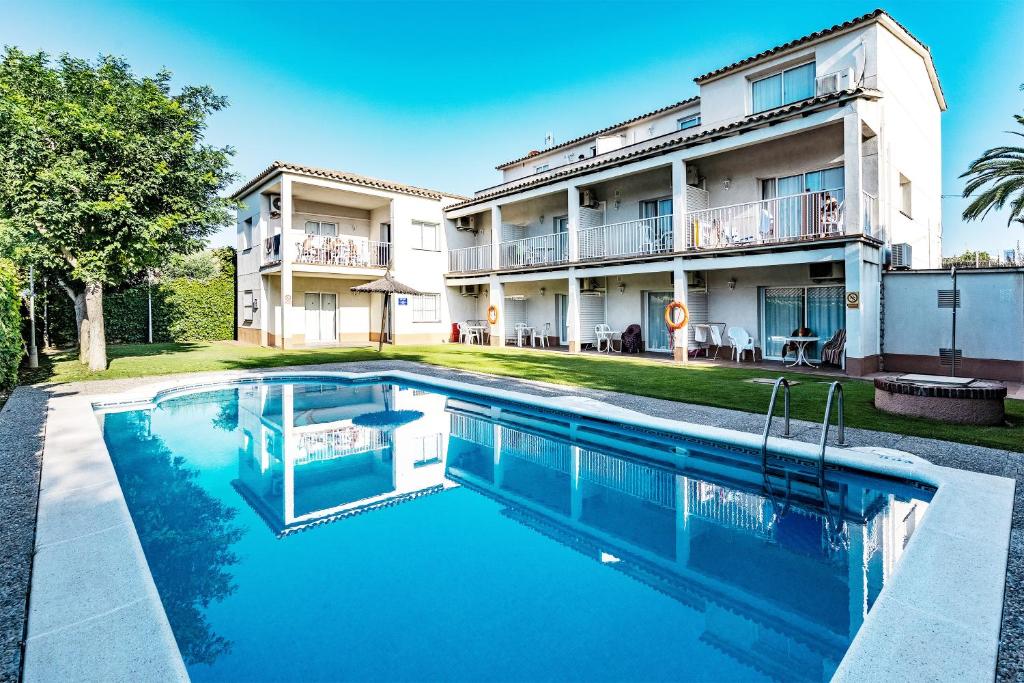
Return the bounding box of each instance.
[465,324,487,344]
[516,326,535,347]
[774,335,821,368]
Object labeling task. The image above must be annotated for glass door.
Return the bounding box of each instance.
[319,293,337,343]
[304,293,322,344]
[760,286,845,360]
[640,198,673,250]
[644,291,674,352]
[556,294,568,345]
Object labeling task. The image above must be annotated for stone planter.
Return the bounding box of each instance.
[873,376,1007,425]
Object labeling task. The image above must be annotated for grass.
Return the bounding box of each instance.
[19,340,1024,452]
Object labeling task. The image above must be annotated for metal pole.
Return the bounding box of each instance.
[950,266,957,377]
[147,270,154,344]
[28,266,38,368]
[42,275,49,349]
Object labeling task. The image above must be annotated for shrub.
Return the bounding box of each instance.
[0,260,24,388]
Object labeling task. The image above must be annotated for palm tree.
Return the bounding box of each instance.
[960,87,1024,227]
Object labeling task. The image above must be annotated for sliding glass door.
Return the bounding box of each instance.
[644,291,674,352]
[760,285,844,360]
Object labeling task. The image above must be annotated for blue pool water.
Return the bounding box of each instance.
[100,379,931,682]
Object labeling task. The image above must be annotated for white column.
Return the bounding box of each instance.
[675,475,690,566]
[672,160,688,251]
[491,410,504,488]
[279,175,294,349]
[490,205,502,271]
[844,106,864,235]
[844,241,881,375]
[567,184,580,262]
[282,384,295,526]
[488,275,505,346]
[570,446,582,521]
[258,273,268,346]
[567,269,582,353]
[672,257,689,362]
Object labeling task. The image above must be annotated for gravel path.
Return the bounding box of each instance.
[3,360,1020,680]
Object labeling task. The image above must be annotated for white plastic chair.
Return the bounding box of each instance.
[460,322,479,345]
[727,326,757,362]
[514,322,529,347]
[532,323,550,347]
[595,324,613,352]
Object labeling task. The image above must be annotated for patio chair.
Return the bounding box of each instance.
[621,324,643,354]
[595,324,614,352]
[460,322,479,345]
[513,322,529,347]
[532,323,550,348]
[821,328,847,369]
[708,324,725,360]
[727,326,757,362]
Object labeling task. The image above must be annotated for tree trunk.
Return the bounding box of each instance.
[84,281,107,371]
[59,280,89,364]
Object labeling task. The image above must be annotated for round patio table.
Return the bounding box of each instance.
[777,336,820,368]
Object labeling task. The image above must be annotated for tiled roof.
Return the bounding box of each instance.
[231,160,468,202]
[694,9,930,84]
[495,96,700,170]
[446,88,879,212]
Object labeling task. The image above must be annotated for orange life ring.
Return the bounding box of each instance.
[664,301,689,330]
[487,305,499,325]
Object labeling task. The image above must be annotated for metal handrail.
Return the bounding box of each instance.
[817,381,847,485]
[760,377,791,471]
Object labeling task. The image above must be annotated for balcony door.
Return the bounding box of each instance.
[304,292,337,345]
[760,285,844,360]
[639,198,673,251]
[644,291,674,352]
[762,168,844,239]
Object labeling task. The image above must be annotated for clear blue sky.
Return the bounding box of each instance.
[3,0,1023,255]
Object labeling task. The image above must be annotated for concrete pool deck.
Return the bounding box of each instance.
[2,359,1021,681]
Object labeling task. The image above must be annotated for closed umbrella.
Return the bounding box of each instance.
[351,272,422,352]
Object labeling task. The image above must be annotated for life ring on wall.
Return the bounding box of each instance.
[487,305,499,325]
[664,301,689,331]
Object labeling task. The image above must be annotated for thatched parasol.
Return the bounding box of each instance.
[351,273,422,351]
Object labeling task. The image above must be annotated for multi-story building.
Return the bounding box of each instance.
[443,9,944,376]
[236,9,944,377]
[233,162,464,348]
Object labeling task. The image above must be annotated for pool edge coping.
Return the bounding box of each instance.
[26,366,1014,682]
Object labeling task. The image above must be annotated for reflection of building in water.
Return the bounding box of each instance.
[445,399,927,681]
[231,382,453,536]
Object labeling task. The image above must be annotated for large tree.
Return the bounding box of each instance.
[960,88,1024,228]
[0,48,236,370]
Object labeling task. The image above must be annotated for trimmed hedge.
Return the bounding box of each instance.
[45,254,236,346]
[0,260,24,389]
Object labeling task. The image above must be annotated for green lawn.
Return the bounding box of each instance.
[20,341,1024,452]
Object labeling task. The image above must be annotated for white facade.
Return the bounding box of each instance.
[235,11,946,378]
[441,10,945,376]
[234,162,461,348]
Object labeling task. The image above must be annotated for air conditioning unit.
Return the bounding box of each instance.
[460,284,480,297]
[268,194,282,216]
[580,277,605,294]
[815,72,841,96]
[455,216,477,232]
[891,243,912,270]
[580,189,599,208]
[808,262,845,281]
[686,271,707,291]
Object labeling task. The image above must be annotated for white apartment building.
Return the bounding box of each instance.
[233,162,464,347]
[236,10,944,378]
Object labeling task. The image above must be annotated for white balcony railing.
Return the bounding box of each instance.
[449,244,492,273]
[295,236,390,268]
[500,232,569,269]
[684,189,848,250]
[263,234,282,265]
[578,215,673,260]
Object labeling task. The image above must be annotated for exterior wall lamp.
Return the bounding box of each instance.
[728,277,737,290]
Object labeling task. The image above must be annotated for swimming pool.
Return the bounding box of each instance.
[97,375,937,682]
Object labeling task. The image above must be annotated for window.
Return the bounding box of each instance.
[677,114,701,130]
[242,217,253,250]
[242,290,254,322]
[553,215,568,234]
[535,164,549,173]
[412,294,440,322]
[900,174,912,217]
[751,62,816,113]
[304,220,338,236]
[412,220,440,250]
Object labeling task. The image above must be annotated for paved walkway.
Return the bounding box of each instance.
[2,360,1021,680]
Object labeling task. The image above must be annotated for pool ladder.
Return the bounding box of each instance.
[761,378,848,527]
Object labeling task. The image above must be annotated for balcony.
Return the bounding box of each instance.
[295,236,390,269]
[449,244,492,273]
[579,215,673,260]
[684,189,853,249]
[500,232,569,269]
